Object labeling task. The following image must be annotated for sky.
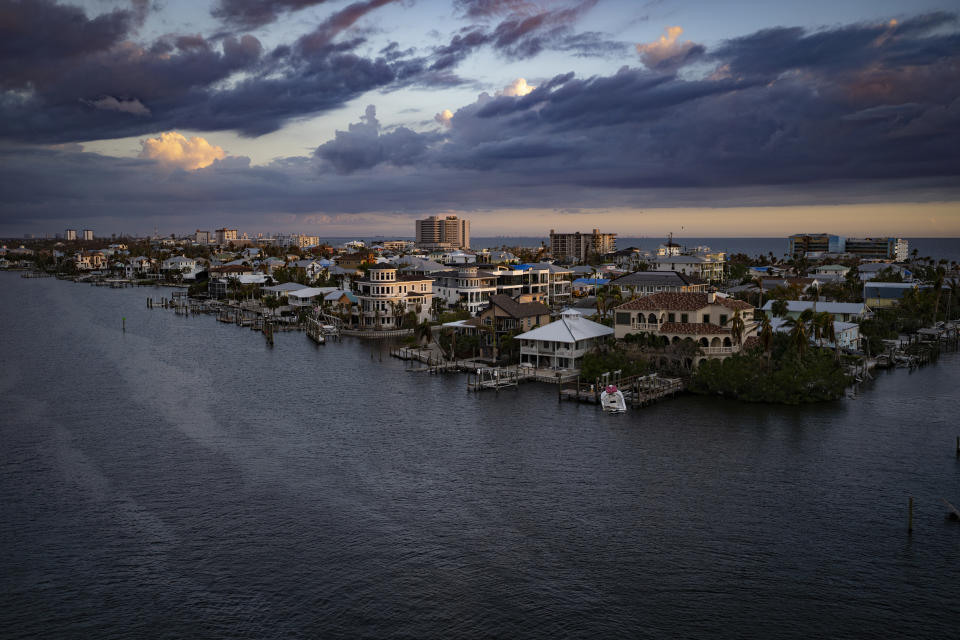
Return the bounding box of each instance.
[1,0,958,239]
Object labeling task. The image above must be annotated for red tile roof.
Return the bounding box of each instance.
[616,292,753,312]
[658,322,732,335]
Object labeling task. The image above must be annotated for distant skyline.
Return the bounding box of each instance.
[1,0,958,236]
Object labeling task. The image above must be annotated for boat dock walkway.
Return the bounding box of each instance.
[560,373,685,408]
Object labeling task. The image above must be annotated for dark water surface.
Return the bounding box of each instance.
[2,274,959,639]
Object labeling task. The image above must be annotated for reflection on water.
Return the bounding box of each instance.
[1,274,958,639]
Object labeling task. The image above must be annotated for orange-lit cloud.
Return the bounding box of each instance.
[139,132,225,170]
[499,77,536,96]
[636,26,701,70]
[434,108,454,127]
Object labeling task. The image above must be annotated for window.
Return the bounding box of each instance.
[702,314,710,324]
[681,313,688,323]
[615,312,631,326]
[668,313,675,323]
[720,314,728,325]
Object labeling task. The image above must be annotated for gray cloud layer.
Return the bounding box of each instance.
[0,3,958,229]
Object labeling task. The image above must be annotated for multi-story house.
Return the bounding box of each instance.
[477,294,552,360]
[649,254,725,282]
[613,292,757,358]
[73,250,106,270]
[432,267,498,314]
[354,265,433,329]
[609,271,708,297]
[516,310,614,370]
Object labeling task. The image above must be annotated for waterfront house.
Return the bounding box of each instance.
[161,255,197,274]
[477,294,552,360]
[760,300,871,323]
[516,310,614,370]
[287,287,337,307]
[354,265,433,329]
[770,318,860,351]
[613,292,757,357]
[432,266,499,314]
[262,282,309,299]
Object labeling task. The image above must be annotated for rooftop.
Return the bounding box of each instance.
[616,292,753,312]
[515,312,613,343]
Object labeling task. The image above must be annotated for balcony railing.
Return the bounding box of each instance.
[701,346,734,354]
[630,322,659,331]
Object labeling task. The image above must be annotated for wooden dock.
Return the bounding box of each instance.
[560,373,685,408]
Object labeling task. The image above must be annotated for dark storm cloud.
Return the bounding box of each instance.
[211,0,337,29]
[1,10,959,229]
[431,0,620,66]
[0,0,133,88]
[0,0,428,143]
[712,12,958,77]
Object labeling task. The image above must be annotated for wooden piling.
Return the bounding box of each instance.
[956,436,959,459]
[122,317,125,332]
[908,496,914,533]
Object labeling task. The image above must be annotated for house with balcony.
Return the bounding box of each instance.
[613,292,757,359]
[516,310,614,370]
[609,270,708,297]
[650,254,725,282]
[477,294,552,360]
[432,266,499,314]
[354,265,433,329]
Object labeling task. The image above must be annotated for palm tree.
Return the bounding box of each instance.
[730,309,745,348]
[759,314,773,366]
[415,320,433,347]
[784,308,814,359]
[770,298,789,319]
[931,267,945,324]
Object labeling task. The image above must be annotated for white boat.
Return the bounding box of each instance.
[600,384,627,413]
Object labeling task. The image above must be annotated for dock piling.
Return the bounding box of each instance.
[122,317,125,332]
[908,496,914,534]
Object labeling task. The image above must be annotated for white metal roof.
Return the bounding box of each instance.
[515,312,613,343]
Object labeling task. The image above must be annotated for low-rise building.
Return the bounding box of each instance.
[613,292,757,358]
[609,270,708,297]
[477,294,552,360]
[649,254,725,282]
[516,310,614,370]
[432,267,498,314]
[354,265,432,329]
[863,282,931,308]
[760,300,871,323]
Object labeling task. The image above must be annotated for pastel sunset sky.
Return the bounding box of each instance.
[1,0,958,237]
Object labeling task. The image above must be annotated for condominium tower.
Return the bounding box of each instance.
[549,229,617,263]
[415,215,470,250]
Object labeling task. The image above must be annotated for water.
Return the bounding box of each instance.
[2,274,959,639]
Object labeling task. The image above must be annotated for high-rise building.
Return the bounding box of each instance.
[65,229,77,241]
[82,229,94,241]
[415,215,470,250]
[549,229,616,263]
[195,230,212,244]
[788,233,907,260]
[215,228,239,244]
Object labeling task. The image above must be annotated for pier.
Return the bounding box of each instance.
[560,373,685,408]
